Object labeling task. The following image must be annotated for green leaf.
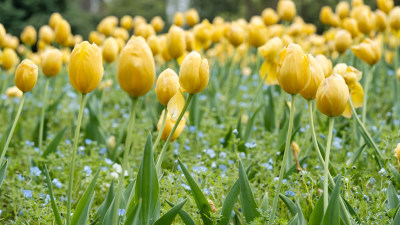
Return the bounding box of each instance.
[42,126,68,158]
[390,163,400,185]
[261,192,269,213]
[244,105,262,142]
[222,127,232,148]
[287,213,299,225]
[341,196,361,224]
[345,144,366,167]
[309,195,324,225]
[358,127,383,168]
[178,159,213,225]
[166,200,196,225]
[134,134,159,225]
[219,180,240,225]
[102,185,125,225]
[394,206,400,225]
[71,167,101,225]
[124,201,142,225]
[93,180,115,225]
[322,175,342,225]
[0,160,7,189]
[263,87,275,132]
[85,103,106,145]
[238,159,260,222]
[388,182,400,210]
[279,195,306,225]
[153,200,187,225]
[43,165,63,225]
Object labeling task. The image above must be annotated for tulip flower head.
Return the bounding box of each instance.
[14,59,38,93]
[179,51,209,94]
[277,0,296,21]
[6,86,23,98]
[42,48,63,77]
[352,38,382,65]
[158,110,186,141]
[316,73,349,117]
[167,25,186,59]
[156,68,180,106]
[299,55,325,100]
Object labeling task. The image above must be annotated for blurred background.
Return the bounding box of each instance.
[0,0,393,38]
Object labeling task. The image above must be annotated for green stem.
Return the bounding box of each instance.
[153,108,168,152]
[1,72,9,95]
[361,65,374,124]
[111,97,138,225]
[0,94,25,166]
[308,100,327,172]
[323,117,335,213]
[39,78,50,153]
[249,70,267,111]
[156,94,193,177]
[66,93,87,225]
[268,94,296,225]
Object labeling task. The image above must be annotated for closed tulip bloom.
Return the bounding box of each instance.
[316,73,349,117]
[334,30,352,54]
[258,37,283,62]
[262,8,279,26]
[39,25,54,44]
[342,18,359,38]
[167,25,186,59]
[249,23,268,47]
[352,38,382,65]
[389,7,400,30]
[277,43,311,94]
[41,49,62,77]
[2,48,19,71]
[173,12,185,27]
[133,16,147,29]
[69,41,104,93]
[102,37,119,63]
[135,24,155,40]
[185,31,195,51]
[193,20,212,44]
[55,19,71,45]
[21,26,37,46]
[352,0,364,7]
[375,10,388,32]
[14,59,38,93]
[378,0,393,14]
[113,27,129,41]
[158,110,186,142]
[97,16,118,36]
[6,86,23,98]
[186,8,200,27]
[211,25,224,43]
[277,0,296,21]
[117,37,155,97]
[155,68,180,106]
[320,6,333,25]
[151,16,165,33]
[336,1,350,19]
[179,51,209,94]
[49,12,62,29]
[89,31,105,45]
[120,15,133,30]
[227,24,245,47]
[147,35,161,55]
[300,55,325,100]
[354,7,374,35]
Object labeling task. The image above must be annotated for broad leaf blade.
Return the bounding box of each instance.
[42,126,68,158]
[238,159,260,222]
[388,182,400,210]
[166,200,196,225]
[219,180,240,225]
[322,175,342,225]
[153,200,186,225]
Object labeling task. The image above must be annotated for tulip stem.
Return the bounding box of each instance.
[112,97,138,225]
[156,93,193,177]
[361,65,374,124]
[66,93,87,225]
[0,94,25,166]
[153,108,168,152]
[269,94,296,225]
[39,78,50,154]
[323,117,334,213]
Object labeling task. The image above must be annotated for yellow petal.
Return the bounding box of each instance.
[167,90,185,122]
[341,102,352,118]
[351,82,364,108]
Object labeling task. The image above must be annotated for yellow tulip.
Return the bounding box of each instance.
[117,36,155,97]
[173,12,185,27]
[113,27,129,41]
[2,48,19,71]
[49,12,62,29]
[193,20,212,44]
[151,16,165,33]
[97,16,118,36]
[227,23,245,47]
[336,1,349,19]
[389,7,400,30]
[277,0,296,21]
[133,16,147,29]
[55,19,71,45]
[397,68,400,80]
[28,53,41,67]
[378,0,393,14]
[0,23,5,46]
[375,10,388,32]
[89,31,105,45]
[259,61,278,85]
[179,51,209,94]
[39,25,54,44]
[6,86,23,98]
[155,68,180,106]
[41,49,62,77]
[167,90,185,121]
[20,25,37,46]
[69,41,104,94]
[352,0,364,7]
[249,22,268,48]
[394,143,400,163]
[14,59,38,93]
[120,15,133,30]
[316,73,349,117]
[333,63,362,88]
[320,6,333,25]
[102,37,119,63]
[334,30,352,54]
[352,38,382,65]
[167,25,186,59]
[342,82,364,118]
[262,8,279,26]
[277,43,311,94]
[258,37,283,62]
[300,55,325,100]
[186,8,200,27]
[185,31,195,51]
[158,110,186,142]
[353,6,374,35]
[342,18,359,38]
[147,35,161,56]
[211,25,224,43]
[134,23,155,40]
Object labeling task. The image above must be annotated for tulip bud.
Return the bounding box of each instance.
[179,51,209,94]
[336,1,349,19]
[390,7,400,30]
[41,49,62,77]
[117,37,155,97]
[167,25,186,59]
[133,16,147,29]
[97,16,118,36]
[316,73,349,117]
[277,43,311,94]
[134,23,155,40]
[6,86,23,98]
[107,136,116,149]
[258,37,283,62]
[89,31,105,45]
[113,27,129,41]
[39,25,54,44]
[334,30,352,54]
[147,35,161,56]
[49,12,62,29]
[354,7,374,35]
[300,55,325,100]
[277,0,296,21]
[55,19,71,45]
[158,110,186,141]
[2,48,19,71]
[69,41,104,93]
[20,25,37,46]
[102,37,119,63]
[378,0,393,14]
[352,0,364,7]
[155,68,180,106]
[352,38,381,65]
[227,23,245,47]
[120,15,133,30]
[320,6,333,25]
[262,8,279,26]
[173,12,185,27]
[375,10,388,32]
[186,8,200,27]
[185,32,195,52]
[151,16,165,33]
[249,23,268,48]
[211,25,224,43]
[193,20,212,44]
[14,59,38,93]
[342,18,359,38]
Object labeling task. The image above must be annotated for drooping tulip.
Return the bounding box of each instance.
[68,41,104,93]
[179,51,209,94]
[41,49,62,77]
[14,59,38,93]
[155,68,180,106]
[117,36,155,97]
[316,73,349,117]
[352,38,382,65]
[258,37,283,62]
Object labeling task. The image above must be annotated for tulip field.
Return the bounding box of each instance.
[1,0,400,224]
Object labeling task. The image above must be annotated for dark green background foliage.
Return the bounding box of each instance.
[0,0,396,38]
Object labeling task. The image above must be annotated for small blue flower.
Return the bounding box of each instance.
[52,179,63,189]
[189,126,196,133]
[204,149,216,158]
[219,152,227,158]
[378,168,386,176]
[197,132,204,138]
[285,191,295,197]
[219,164,227,171]
[105,158,113,165]
[83,166,92,176]
[118,209,126,216]
[25,140,35,147]
[30,167,42,177]
[244,141,257,149]
[100,147,107,155]
[23,190,32,199]
[85,139,93,145]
